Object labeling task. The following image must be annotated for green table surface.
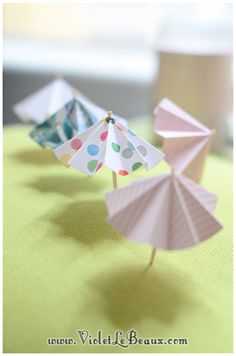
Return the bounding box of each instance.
[3,123,233,353]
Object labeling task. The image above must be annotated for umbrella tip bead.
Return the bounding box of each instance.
[106,111,115,124]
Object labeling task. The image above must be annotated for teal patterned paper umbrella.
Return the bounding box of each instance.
[29,96,127,149]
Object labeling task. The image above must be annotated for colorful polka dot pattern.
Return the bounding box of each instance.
[119,170,129,176]
[112,143,120,152]
[119,143,147,160]
[122,148,133,159]
[87,160,99,172]
[87,160,103,173]
[84,127,109,174]
[96,162,103,171]
[137,145,147,156]
[60,121,149,176]
[71,138,82,150]
[110,136,147,174]
[100,131,108,141]
[87,144,99,156]
[132,162,143,171]
[128,141,135,150]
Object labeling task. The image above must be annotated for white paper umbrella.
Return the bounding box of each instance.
[54,112,164,187]
[154,98,215,182]
[13,78,75,124]
[105,172,222,263]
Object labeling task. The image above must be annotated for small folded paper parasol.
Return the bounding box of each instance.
[153,98,215,182]
[29,93,128,149]
[13,78,75,124]
[105,172,222,264]
[54,112,164,188]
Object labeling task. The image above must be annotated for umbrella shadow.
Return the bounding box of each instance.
[11,147,58,166]
[44,200,121,247]
[26,175,103,197]
[86,264,195,329]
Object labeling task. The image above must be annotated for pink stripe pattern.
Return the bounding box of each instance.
[105,173,222,250]
[153,98,214,182]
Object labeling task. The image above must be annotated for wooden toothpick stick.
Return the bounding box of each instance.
[112,171,117,189]
[149,247,156,265]
[107,111,117,189]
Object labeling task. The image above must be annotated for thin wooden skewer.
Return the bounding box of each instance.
[112,171,117,189]
[149,247,156,265]
[107,111,117,189]
[211,128,216,136]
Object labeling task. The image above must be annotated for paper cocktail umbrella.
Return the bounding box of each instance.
[154,98,215,182]
[105,172,222,263]
[54,112,164,188]
[29,97,128,149]
[13,78,75,124]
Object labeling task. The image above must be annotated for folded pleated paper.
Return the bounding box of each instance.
[154,98,215,182]
[13,78,75,124]
[29,94,128,149]
[105,173,222,250]
[54,116,164,176]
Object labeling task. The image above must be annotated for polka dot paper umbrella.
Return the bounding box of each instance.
[54,112,164,188]
[29,95,127,149]
[105,172,222,264]
[154,98,215,182]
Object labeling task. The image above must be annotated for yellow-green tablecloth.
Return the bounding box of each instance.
[3,124,233,353]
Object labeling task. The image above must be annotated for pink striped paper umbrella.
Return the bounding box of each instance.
[53,112,164,189]
[105,172,222,264]
[154,98,215,182]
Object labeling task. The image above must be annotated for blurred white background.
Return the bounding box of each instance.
[3,3,233,154]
